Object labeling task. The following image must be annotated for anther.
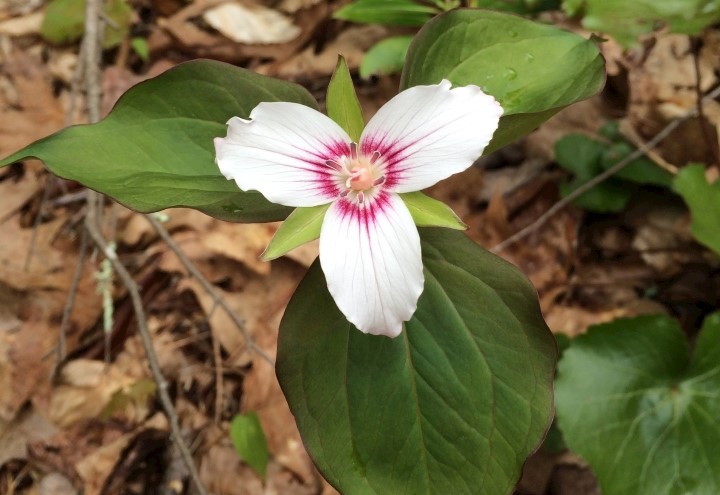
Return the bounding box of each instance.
[369,150,381,164]
[325,159,343,172]
[349,142,358,160]
[373,175,386,186]
[357,191,365,204]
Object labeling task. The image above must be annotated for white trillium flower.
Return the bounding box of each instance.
[214,80,502,338]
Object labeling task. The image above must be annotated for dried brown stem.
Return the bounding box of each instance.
[491,84,720,253]
[84,219,208,495]
[55,227,89,377]
[80,1,208,493]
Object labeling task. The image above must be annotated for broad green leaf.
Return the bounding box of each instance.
[674,164,720,255]
[333,0,438,27]
[400,191,466,230]
[360,35,413,79]
[262,204,329,261]
[555,132,673,212]
[42,0,132,48]
[277,228,556,495]
[0,60,319,223]
[556,313,720,495]
[229,413,270,480]
[563,0,720,47]
[401,9,605,154]
[327,56,365,142]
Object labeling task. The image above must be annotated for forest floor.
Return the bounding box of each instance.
[0,1,718,494]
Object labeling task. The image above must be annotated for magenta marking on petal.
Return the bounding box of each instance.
[335,193,391,239]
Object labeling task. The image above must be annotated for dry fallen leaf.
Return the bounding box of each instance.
[203,2,301,44]
[75,413,168,495]
[0,10,42,36]
[0,52,66,157]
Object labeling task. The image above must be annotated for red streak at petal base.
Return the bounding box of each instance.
[335,192,390,235]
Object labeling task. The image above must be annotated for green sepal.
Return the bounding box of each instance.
[401,191,466,230]
[327,56,365,142]
[261,204,330,261]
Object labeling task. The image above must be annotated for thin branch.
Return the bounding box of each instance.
[491,83,720,253]
[84,220,209,495]
[145,214,275,366]
[80,1,208,493]
[54,227,89,377]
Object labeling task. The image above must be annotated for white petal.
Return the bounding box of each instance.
[360,80,502,193]
[215,102,352,207]
[319,193,423,337]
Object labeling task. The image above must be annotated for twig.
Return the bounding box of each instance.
[491,83,720,253]
[54,227,89,377]
[145,214,274,366]
[80,1,208,494]
[84,220,208,495]
[212,316,224,424]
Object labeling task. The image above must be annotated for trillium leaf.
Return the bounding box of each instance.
[327,56,365,142]
[400,191,466,230]
[261,204,330,261]
[229,413,270,480]
[277,228,556,495]
[673,164,720,255]
[555,313,720,495]
[0,60,319,223]
[401,9,605,154]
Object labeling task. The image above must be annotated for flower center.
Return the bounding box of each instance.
[325,144,386,205]
[348,165,374,191]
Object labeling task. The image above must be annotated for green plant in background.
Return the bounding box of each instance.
[556,123,674,212]
[230,413,270,480]
[41,0,132,48]
[556,313,720,495]
[674,163,720,256]
[562,0,720,47]
[334,0,561,78]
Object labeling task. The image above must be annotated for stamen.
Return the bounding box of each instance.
[373,175,386,186]
[369,150,381,164]
[349,142,358,160]
[357,191,365,204]
[325,159,343,172]
[339,190,349,198]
